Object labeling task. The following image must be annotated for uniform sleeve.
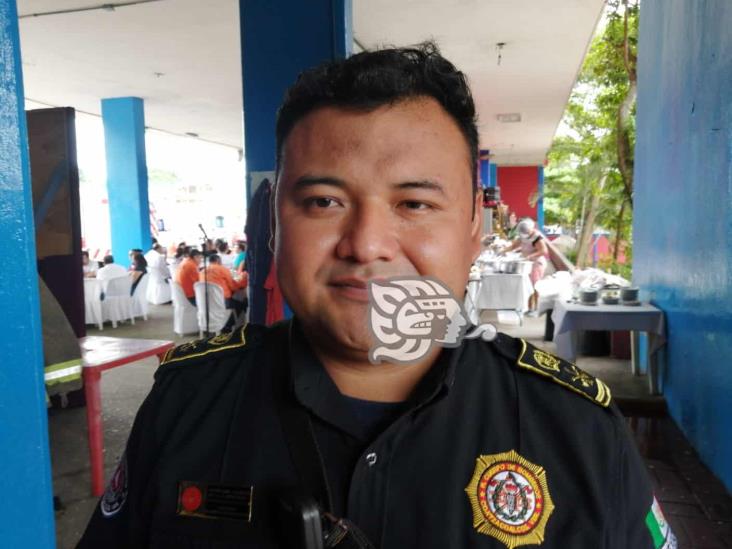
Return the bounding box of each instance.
[612,411,677,549]
[76,377,168,548]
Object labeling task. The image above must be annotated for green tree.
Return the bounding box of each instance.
[544,0,638,269]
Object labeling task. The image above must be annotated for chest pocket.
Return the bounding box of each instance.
[149,516,274,549]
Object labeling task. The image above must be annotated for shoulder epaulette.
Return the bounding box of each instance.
[159,324,252,368]
[515,338,612,408]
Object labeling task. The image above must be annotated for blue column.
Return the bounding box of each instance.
[490,163,498,189]
[101,97,151,266]
[536,166,545,228]
[479,149,490,188]
[0,0,56,545]
[239,0,353,198]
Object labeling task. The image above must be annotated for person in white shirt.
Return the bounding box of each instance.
[96,255,128,281]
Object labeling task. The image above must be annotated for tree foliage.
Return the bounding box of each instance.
[544,0,638,271]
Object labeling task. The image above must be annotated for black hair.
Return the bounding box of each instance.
[132,252,147,271]
[103,255,114,264]
[275,42,479,205]
[82,250,89,258]
[209,253,221,264]
[188,249,201,258]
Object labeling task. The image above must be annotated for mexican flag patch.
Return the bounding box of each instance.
[645,497,677,548]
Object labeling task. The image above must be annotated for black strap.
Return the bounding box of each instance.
[272,322,334,513]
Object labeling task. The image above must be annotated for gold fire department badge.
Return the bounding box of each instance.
[465,450,554,548]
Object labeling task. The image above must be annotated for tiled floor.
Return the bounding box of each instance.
[49,306,731,547]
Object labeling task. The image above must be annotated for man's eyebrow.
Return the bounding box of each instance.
[392,180,446,195]
[292,175,346,188]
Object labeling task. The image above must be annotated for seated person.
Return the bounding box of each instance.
[81,250,98,277]
[216,238,236,269]
[199,253,248,318]
[174,248,202,306]
[233,240,247,273]
[96,255,127,282]
[127,248,143,271]
[129,252,147,296]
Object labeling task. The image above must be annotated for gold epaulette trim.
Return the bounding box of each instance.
[161,324,248,366]
[516,339,612,407]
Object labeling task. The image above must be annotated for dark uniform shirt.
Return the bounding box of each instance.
[78,320,671,548]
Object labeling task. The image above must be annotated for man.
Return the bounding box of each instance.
[199,253,248,319]
[78,44,673,548]
[95,255,127,282]
[174,248,202,306]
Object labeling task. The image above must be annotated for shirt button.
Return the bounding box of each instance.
[365,452,378,467]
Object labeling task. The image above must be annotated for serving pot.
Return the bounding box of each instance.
[621,287,639,302]
[579,289,599,305]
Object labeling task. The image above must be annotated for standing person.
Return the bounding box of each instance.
[79,43,672,549]
[505,211,519,240]
[174,248,202,306]
[504,218,549,313]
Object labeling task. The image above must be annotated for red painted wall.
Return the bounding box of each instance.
[497,166,538,220]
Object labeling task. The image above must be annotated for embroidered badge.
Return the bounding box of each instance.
[161,324,248,366]
[100,454,128,518]
[517,339,612,407]
[532,349,560,372]
[645,497,677,548]
[176,481,254,521]
[465,450,554,549]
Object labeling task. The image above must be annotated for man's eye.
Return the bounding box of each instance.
[400,200,432,211]
[305,197,339,209]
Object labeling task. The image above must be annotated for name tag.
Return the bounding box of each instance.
[176,481,254,522]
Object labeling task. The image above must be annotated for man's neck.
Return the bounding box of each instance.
[312,346,442,403]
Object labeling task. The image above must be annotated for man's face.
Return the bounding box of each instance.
[275,97,482,358]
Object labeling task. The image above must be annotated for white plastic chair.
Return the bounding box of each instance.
[84,278,103,330]
[146,260,172,305]
[131,273,150,321]
[171,282,199,336]
[102,276,135,328]
[194,282,232,338]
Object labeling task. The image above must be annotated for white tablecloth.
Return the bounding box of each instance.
[466,273,533,316]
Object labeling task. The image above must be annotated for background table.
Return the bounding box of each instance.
[80,336,174,496]
[551,300,666,394]
[465,273,533,324]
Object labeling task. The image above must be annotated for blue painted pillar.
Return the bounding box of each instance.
[536,166,545,228]
[101,97,151,266]
[239,0,353,198]
[490,163,498,190]
[479,149,491,188]
[0,0,56,545]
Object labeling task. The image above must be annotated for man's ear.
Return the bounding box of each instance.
[469,190,483,262]
[268,179,277,254]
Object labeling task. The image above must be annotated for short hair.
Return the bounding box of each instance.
[82,250,89,258]
[188,249,201,258]
[129,248,143,255]
[236,240,247,250]
[208,253,221,264]
[103,255,114,265]
[275,42,479,202]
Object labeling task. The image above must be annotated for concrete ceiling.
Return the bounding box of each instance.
[18,0,603,165]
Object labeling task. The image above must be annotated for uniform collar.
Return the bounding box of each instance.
[287,318,461,439]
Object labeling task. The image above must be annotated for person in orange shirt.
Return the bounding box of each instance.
[175,248,202,305]
[199,253,248,317]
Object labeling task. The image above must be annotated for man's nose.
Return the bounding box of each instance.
[335,202,399,263]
